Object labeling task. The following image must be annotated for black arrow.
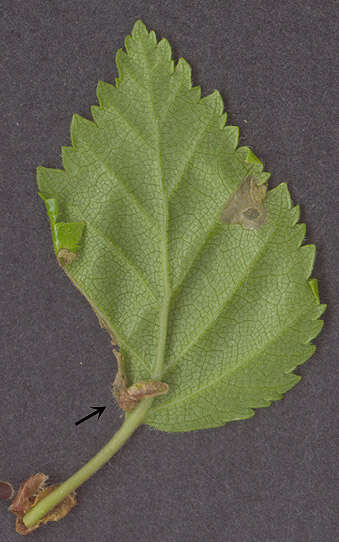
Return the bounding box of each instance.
[75,406,106,426]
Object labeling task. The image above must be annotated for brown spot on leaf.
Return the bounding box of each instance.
[221,176,267,230]
[9,473,76,535]
[127,381,169,401]
[112,369,134,411]
[57,248,78,265]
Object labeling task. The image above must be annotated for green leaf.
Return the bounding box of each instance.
[38,20,325,432]
[39,193,85,261]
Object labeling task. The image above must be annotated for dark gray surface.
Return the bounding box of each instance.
[1,1,338,541]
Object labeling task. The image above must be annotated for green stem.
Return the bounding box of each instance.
[23,399,152,529]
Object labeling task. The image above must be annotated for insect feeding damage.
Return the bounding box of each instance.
[9,473,76,535]
[112,351,169,411]
[39,193,85,266]
[221,176,267,230]
[56,248,78,265]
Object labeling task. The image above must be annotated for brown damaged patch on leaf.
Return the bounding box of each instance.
[0,480,15,500]
[9,473,76,535]
[112,351,169,411]
[127,381,169,401]
[57,248,78,265]
[112,369,134,411]
[221,176,267,230]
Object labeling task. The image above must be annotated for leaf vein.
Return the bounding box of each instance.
[84,219,159,301]
[83,141,157,227]
[165,221,278,373]
[167,113,214,201]
[152,309,312,413]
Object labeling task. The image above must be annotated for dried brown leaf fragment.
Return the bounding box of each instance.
[9,473,48,516]
[9,473,76,535]
[0,480,15,500]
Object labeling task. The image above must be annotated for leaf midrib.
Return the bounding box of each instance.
[165,215,279,375]
[141,41,171,382]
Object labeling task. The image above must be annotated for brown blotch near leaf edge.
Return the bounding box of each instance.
[57,248,78,265]
[221,176,267,230]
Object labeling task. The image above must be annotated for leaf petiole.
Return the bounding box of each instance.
[22,399,152,529]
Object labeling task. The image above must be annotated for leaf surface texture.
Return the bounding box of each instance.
[38,21,325,432]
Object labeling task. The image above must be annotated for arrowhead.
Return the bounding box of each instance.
[90,406,106,420]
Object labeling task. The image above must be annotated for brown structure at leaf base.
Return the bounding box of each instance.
[112,351,169,411]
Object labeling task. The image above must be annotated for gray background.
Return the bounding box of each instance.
[1,1,338,541]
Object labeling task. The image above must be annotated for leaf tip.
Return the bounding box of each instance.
[201,90,225,117]
[131,19,148,38]
[226,125,240,148]
[176,57,192,84]
[157,37,172,61]
[300,244,316,278]
[244,148,262,166]
[279,182,293,207]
